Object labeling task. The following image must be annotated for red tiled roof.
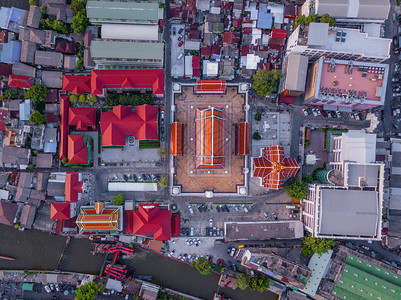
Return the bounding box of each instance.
[91,69,165,95]
[236,122,249,155]
[44,89,57,103]
[196,80,227,92]
[59,96,70,159]
[170,122,183,156]
[196,107,225,169]
[8,75,34,89]
[0,63,12,76]
[252,146,300,189]
[223,32,240,45]
[68,107,96,131]
[55,39,77,54]
[126,204,171,241]
[100,105,158,146]
[62,75,91,94]
[192,56,200,77]
[67,134,88,165]
[46,113,58,123]
[0,122,5,131]
[65,172,83,203]
[271,29,287,39]
[50,202,71,220]
[171,213,180,237]
[201,45,212,57]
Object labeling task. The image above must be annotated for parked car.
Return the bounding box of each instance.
[361,245,369,250]
[219,259,224,267]
[392,78,400,82]
[188,205,194,214]
[190,227,194,236]
[197,205,202,212]
[178,41,184,47]
[234,205,239,212]
[132,174,138,181]
[44,285,51,293]
[172,27,176,35]
[123,174,128,181]
[320,109,327,117]
[263,212,268,218]
[178,35,183,41]
[289,214,297,218]
[312,109,318,117]
[209,219,213,227]
[209,255,213,262]
[178,28,184,34]
[302,108,309,116]
[336,111,341,118]
[227,247,231,254]
[230,248,236,257]
[216,205,221,213]
[290,210,300,214]
[271,212,278,220]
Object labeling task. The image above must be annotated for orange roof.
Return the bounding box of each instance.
[196,80,227,93]
[195,107,225,169]
[170,122,183,156]
[68,107,97,131]
[236,122,249,155]
[65,172,83,202]
[253,146,300,189]
[67,134,88,165]
[50,202,71,220]
[76,206,122,232]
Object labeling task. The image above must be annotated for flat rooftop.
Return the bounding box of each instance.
[345,163,380,187]
[318,189,380,238]
[225,221,304,241]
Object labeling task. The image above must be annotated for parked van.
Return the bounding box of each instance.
[286,205,296,209]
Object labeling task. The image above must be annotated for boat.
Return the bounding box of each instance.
[138,275,152,281]
[0,254,15,261]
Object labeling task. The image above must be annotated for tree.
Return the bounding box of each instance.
[71,9,89,34]
[25,84,47,107]
[252,69,281,97]
[70,0,87,13]
[76,58,83,69]
[75,282,104,300]
[40,6,46,14]
[29,0,38,5]
[304,173,313,183]
[79,94,86,103]
[40,18,69,34]
[29,111,46,124]
[254,112,262,122]
[252,132,261,140]
[285,178,308,200]
[235,273,250,290]
[113,194,125,206]
[70,94,78,103]
[255,275,270,293]
[157,147,168,159]
[320,13,335,27]
[3,89,17,100]
[157,175,168,190]
[61,157,68,164]
[86,94,97,105]
[302,233,335,257]
[193,257,212,275]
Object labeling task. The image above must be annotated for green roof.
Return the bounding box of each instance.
[333,255,401,300]
[90,40,164,61]
[86,0,159,24]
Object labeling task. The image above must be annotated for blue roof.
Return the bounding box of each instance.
[257,4,273,29]
[0,7,25,32]
[19,101,31,121]
[0,41,21,63]
[44,142,57,154]
[0,7,11,29]
[10,7,24,23]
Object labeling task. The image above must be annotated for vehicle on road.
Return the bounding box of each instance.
[361,245,369,250]
[209,219,213,227]
[177,53,184,60]
[263,212,268,218]
[178,41,184,47]
[190,227,194,236]
[230,248,236,257]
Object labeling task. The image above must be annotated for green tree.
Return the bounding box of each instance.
[301,233,335,257]
[157,175,168,190]
[306,14,318,24]
[29,0,38,5]
[193,257,212,275]
[304,173,313,183]
[285,178,308,200]
[3,89,17,100]
[320,13,335,27]
[70,0,87,13]
[79,94,86,103]
[157,147,168,160]
[235,273,250,290]
[255,275,270,293]
[86,94,97,105]
[29,111,46,124]
[113,194,125,206]
[76,58,83,69]
[70,94,79,103]
[252,132,261,140]
[28,164,35,169]
[61,157,68,164]
[40,6,46,14]
[249,276,258,291]
[25,84,47,107]
[75,282,104,300]
[40,18,69,34]
[252,69,281,97]
[71,9,89,34]
[254,112,262,122]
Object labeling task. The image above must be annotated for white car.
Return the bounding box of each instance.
[302,108,309,116]
[312,109,318,117]
[209,219,213,227]
[44,285,51,293]
[336,111,341,118]
[188,205,194,214]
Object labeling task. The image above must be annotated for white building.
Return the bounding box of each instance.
[303,130,384,241]
[286,23,391,63]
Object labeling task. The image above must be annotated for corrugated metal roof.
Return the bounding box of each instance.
[86,0,159,24]
[90,40,164,61]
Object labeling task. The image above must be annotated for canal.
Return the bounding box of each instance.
[0,225,276,299]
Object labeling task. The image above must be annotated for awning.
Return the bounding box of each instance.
[323,104,337,111]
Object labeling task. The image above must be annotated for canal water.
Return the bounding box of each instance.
[0,225,276,299]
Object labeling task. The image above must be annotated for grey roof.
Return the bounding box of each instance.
[0,201,18,226]
[19,28,46,44]
[27,6,42,28]
[392,152,401,168]
[15,187,31,203]
[307,22,329,46]
[345,164,380,187]
[46,181,65,197]
[20,204,36,229]
[18,172,33,188]
[6,100,21,112]
[2,147,30,166]
[86,0,159,24]
[63,55,76,70]
[20,41,36,64]
[284,54,309,93]
[36,153,53,168]
[35,50,63,68]
[390,174,401,188]
[12,62,36,78]
[83,48,95,67]
[316,0,390,20]
[41,71,63,88]
[319,189,379,237]
[90,40,164,61]
[44,128,57,142]
[36,172,49,191]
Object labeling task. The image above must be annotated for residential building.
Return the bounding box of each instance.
[12,63,36,78]
[2,147,30,169]
[86,0,160,24]
[252,145,300,189]
[63,55,76,70]
[55,39,77,54]
[35,153,53,168]
[304,58,389,111]
[101,24,159,41]
[30,124,45,150]
[90,39,164,68]
[0,6,27,32]
[76,202,123,233]
[19,28,46,44]
[27,5,42,28]
[43,127,57,153]
[8,75,34,89]
[41,71,63,89]
[0,201,17,226]
[20,41,36,64]
[286,23,391,62]
[20,204,36,229]
[281,54,309,97]
[0,41,21,63]
[34,50,63,68]
[303,131,384,240]
[100,105,158,146]
[239,249,312,289]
